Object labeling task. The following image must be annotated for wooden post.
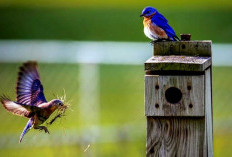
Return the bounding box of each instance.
[145,40,213,156]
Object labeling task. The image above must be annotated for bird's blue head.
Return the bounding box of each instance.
[140,7,157,18]
[51,99,64,107]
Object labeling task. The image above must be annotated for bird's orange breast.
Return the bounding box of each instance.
[143,17,168,39]
[143,17,152,28]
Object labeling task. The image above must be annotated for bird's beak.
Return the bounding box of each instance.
[140,14,144,17]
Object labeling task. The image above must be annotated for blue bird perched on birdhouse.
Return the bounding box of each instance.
[140,6,179,42]
[0,61,68,143]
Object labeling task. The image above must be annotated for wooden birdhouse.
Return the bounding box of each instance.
[144,37,213,157]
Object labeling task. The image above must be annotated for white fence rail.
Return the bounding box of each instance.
[0,40,231,65]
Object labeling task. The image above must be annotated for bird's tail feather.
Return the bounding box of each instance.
[19,118,33,143]
[174,36,180,41]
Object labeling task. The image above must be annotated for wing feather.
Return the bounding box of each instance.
[0,96,31,117]
[1,96,43,117]
[152,12,178,40]
[16,61,47,106]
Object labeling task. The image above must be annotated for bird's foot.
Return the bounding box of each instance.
[150,39,165,45]
[35,126,50,134]
[150,40,157,45]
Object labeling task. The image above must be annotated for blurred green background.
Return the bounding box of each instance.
[0,0,232,42]
[0,0,232,157]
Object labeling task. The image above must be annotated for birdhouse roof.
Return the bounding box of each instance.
[145,41,212,72]
[145,55,212,72]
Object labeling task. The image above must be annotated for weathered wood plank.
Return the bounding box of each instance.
[154,42,164,55]
[145,56,212,72]
[205,68,213,156]
[145,75,205,116]
[146,117,205,157]
[180,41,190,55]
[153,41,212,57]
[163,42,180,55]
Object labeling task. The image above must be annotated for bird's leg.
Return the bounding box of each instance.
[150,39,163,45]
[166,38,173,41]
[47,114,62,125]
[47,106,68,125]
[34,126,50,134]
[150,40,156,45]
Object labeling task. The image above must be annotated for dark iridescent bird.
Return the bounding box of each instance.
[0,61,65,143]
[140,7,179,42]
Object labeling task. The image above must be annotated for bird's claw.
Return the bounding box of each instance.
[44,127,50,134]
[150,41,155,45]
[35,126,50,134]
[150,38,172,45]
[150,39,162,45]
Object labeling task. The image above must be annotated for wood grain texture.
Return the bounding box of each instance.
[145,56,212,72]
[145,75,205,116]
[163,42,180,55]
[153,41,212,57]
[179,41,190,55]
[146,40,213,156]
[154,42,164,55]
[205,68,213,156]
[146,117,205,157]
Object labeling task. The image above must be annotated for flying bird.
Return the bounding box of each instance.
[0,61,66,143]
[140,6,179,42]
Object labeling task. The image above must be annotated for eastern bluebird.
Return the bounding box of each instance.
[140,6,179,42]
[0,61,66,143]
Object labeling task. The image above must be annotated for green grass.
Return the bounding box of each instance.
[0,7,232,43]
[0,63,232,156]
[213,67,232,119]
[0,143,146,157]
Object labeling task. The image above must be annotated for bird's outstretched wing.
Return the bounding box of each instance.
[1,96,30,117]
[152,13,179,40]
[0,96,41,117]
[17,61,47,106]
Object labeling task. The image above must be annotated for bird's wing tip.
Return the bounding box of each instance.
[1,99,31,117]
[23,61,38,66]
[0,95,11,105]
